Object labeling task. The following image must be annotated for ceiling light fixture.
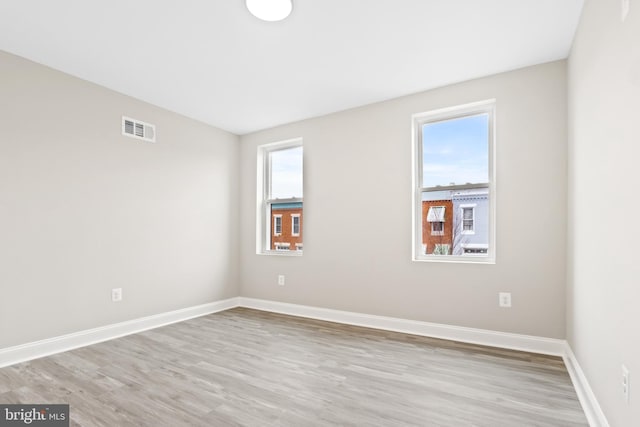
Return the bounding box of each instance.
[246,0,292,22]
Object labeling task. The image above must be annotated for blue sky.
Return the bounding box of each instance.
[422,114,489,188]
[270,146,303,199]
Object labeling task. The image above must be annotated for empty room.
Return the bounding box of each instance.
[0,0,638,426]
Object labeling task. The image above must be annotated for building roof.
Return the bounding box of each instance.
[272,202,303,210]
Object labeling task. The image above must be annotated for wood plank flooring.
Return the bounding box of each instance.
[0,308,587,426]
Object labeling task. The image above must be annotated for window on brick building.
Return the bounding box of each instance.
[275,242,290,251]
[412,100,495,262]
[434,244,450,255]
[257,138,303,255]
[427,206,446,236]
[291,214,300,236]
[274,215,282,236]
[431,222,444,236]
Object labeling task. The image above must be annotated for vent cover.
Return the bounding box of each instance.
[122,116,156,142]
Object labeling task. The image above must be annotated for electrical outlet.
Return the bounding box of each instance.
[622,365,630,403]
[622,0,630,21]
[499,292,511,308]
[278,275,285,286]
[111,288,122,302]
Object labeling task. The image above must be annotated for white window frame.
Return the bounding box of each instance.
[273,214,282,236]
[411,99,496,263]
[274,242,291,251]
[431,221,444,236]
[427,205,445,235]
[460,204,476,235]
[291,214,301,237]
[256,138,303,256]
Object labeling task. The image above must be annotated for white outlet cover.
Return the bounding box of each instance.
[622,365,630,403]
[499,292,512,308]
[111,288,123,302]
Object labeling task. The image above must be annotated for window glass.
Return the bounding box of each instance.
[413,101,494,262]
[270,147,303,199]
[259,140,303,255]
[462,207,474,231]
[422,114,488,188]
[274,216,282,235]
[292,215,300,236]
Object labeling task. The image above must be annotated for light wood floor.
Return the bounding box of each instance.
[0,308,587,426]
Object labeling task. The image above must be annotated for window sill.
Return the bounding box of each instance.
[413,256,495,264]
[258,251,303,257]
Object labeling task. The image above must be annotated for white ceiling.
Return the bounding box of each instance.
[0,0,583,135]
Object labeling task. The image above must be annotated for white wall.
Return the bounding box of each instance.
[568,0,640,425]
[0,51,240,349]
[240,61,568,338]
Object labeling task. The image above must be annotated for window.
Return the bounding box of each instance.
[461,206,475,234]
[273,215,282,236]
[412,100,495,262]
[257,138,303,255]
[291,214,301,236]
[463,245,488,255]
[427,205,446,236]
[433,244,450,255]
[274,242,290,251]
[431,221,444,236]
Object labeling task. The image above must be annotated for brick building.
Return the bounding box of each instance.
[421,199,453,255]
[270,202,303,251]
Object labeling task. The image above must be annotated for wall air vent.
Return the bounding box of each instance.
[122,116,156,142]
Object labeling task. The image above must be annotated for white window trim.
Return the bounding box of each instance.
[274,242,291,251]
[411,99,496,264]
[431,221,445,236]
[460,204,476,235]
[273,214,282,236]
[291,214,301,237]
[256,137,303,256]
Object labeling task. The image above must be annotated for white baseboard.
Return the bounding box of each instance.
[0,297,240,368]
[238,297,566,356]
[563,344,610,427]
